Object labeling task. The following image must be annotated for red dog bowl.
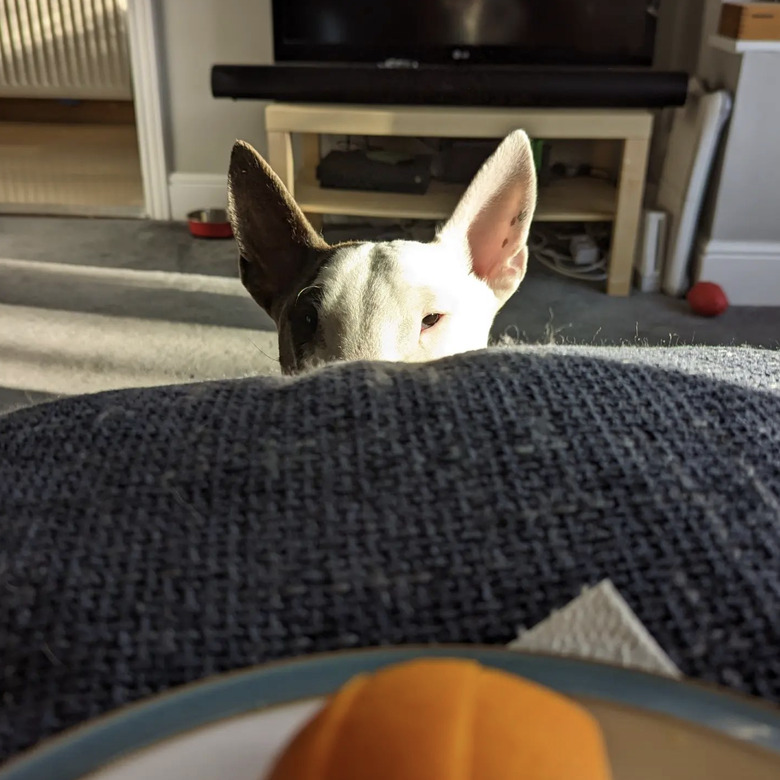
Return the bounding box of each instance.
[187,208,233,239]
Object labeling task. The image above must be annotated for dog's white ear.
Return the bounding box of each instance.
[228,140,328,318]
[438,130,537,305]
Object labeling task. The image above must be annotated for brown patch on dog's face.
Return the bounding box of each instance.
[270,245,353,374]
[228,141,341,372]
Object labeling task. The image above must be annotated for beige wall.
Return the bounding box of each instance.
[159,0,706,180]
[701,52,780,243]
[647,0,708,186]
[667,0,780,243]
[652,0,780,301]
[654,0,707,73]
[159,0,273,175]
[157,0,779,252]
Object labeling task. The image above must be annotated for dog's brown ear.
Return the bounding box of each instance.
[228,140,328,318]
[438,130,537,306]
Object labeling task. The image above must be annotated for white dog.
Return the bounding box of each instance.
[228,130,537,374]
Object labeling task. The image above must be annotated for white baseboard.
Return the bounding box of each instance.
[168,173,228,221]
[695,239,780,306]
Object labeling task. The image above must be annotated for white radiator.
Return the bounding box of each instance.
[0,0,132,100]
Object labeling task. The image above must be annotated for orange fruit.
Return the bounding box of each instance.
[266,658,611,780]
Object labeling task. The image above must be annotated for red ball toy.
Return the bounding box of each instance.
[687,281,729,317]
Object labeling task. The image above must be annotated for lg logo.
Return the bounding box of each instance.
[452,49,470,61]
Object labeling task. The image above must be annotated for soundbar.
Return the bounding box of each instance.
[211,64,688,109]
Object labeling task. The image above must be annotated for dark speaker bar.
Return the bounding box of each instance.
[211,64,688,109]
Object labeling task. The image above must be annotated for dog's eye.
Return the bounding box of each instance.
[421,313,442,330]
[290,297,320,345]
[302,305,317,332]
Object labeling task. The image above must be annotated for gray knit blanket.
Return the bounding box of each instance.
[1,346,778,762]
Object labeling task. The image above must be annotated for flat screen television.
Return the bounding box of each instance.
[272,0,659,68]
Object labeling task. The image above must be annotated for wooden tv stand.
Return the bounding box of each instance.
[265,103,653,296]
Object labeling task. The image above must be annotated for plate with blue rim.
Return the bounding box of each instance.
[1,646,780,780]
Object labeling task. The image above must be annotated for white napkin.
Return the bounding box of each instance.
[509,579,681,678]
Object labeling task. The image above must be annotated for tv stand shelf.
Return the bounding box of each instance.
[265,103,653,296]
[296,174,617,223]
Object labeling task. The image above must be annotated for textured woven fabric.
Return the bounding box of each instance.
[1,346,779,761]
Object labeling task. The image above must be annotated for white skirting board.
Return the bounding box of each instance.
[695,239,780,306]
[168,173,229,221]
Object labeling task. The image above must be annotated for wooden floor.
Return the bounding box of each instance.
[0,122,144,215]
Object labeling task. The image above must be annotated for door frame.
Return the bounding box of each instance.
[127,0,170,220]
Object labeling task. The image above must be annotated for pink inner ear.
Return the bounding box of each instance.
[439,130,537,301]
[467,193,529,289]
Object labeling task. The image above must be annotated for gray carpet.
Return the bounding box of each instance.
[1,346,779,762]
[2,215,779,346]
[0,216,280,414]
[1,215,779,415]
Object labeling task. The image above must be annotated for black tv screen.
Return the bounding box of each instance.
[273,0,658,67]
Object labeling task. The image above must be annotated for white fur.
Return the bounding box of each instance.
[313,239,499,365]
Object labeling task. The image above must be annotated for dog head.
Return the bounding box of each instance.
[228,130,537,374]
